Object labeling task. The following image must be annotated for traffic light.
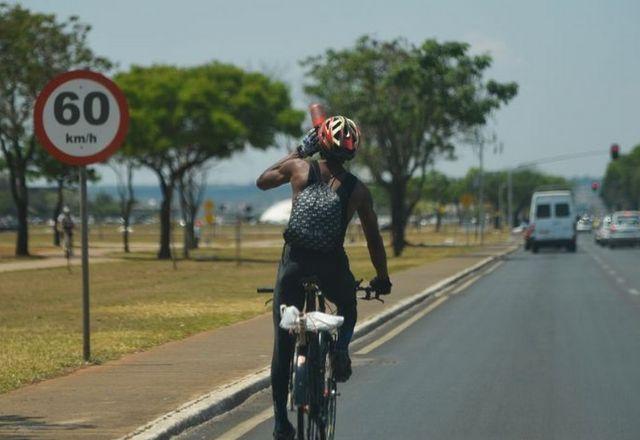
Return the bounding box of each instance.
[611,143,620,160]
[591,181,600,192]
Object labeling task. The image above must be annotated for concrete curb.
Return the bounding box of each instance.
[120,245,518,440]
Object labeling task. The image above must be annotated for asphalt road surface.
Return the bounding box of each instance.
[178,234,640,440]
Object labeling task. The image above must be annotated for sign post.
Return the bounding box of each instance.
[34,70,129,362]
[79,166,90,360]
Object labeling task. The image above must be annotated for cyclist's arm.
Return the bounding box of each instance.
[256,152,305,190]
[356,183,389,279]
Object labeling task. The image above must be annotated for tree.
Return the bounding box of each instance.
[602,144,640,210]
[0,4,111,256]
[109,157,136,253]
[303,36,518,255]
[178,166,207,258]
[116,63,303,259]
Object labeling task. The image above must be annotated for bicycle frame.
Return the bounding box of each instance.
[289,278,337,440]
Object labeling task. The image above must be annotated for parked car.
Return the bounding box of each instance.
[594,216,612,246]
[576,218,592,232]
[607,211,640,248]
[528,190,577,253]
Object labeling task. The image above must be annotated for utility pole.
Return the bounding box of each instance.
[478,142,485,245]
[507,169,513,229]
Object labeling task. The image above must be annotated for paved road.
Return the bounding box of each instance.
[178,234,640,440]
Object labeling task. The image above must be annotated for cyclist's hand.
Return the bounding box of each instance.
[296,128,319,158]
[370,276,392,295]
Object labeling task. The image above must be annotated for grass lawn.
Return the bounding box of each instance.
[0,226,509,393]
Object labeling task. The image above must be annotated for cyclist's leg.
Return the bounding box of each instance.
[271,245,306,432]
[317,250,357,351]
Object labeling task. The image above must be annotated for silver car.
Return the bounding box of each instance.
[594,216,612,246]
[608,211,640,248]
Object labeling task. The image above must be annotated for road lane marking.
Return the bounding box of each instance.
[215,407,273,440]
[607,269,616,276]
[355,296,449,355]
[630,288,640,296]
[616,277,625,284]
[452,261,504,295]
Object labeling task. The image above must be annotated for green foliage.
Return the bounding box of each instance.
[0,3,111,151]
[0,3,110,254]
[302,36,518,254]
[115,63,304,171]
[115,62,304,258]
[602,144,640,210]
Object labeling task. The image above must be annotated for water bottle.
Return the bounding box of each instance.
[309,103,326,128]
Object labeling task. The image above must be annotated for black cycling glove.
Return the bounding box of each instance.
[370,276,392,295]
[296,128,320,158]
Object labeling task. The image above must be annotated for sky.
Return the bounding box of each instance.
[13,0,640,185]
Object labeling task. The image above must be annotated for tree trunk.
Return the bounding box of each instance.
[182,220,193,259]
[123,216,130,253]
[158,182,174,259]
[52,180,64,246]
[435,208,442,232]
[389,181,408,257]
[120,163,135,253]
[8,167,29,257]
[15,197,29,256]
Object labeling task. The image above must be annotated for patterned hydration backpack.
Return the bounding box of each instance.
[284,160,357,253]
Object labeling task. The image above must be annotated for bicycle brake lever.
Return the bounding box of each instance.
[264,298,273,306]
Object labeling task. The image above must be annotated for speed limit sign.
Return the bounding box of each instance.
[34,70,129,165]
[33,70,129,362]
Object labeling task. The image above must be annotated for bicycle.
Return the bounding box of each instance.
[258,278,382,440]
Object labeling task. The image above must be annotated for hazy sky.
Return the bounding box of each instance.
[14,0,640,184]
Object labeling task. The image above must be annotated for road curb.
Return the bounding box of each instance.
[120,245,518,440]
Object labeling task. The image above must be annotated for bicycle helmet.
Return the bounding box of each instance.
[318,115,361,161]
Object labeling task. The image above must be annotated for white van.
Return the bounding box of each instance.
[528,190,576,253]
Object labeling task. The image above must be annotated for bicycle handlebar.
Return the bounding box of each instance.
[355,279,384,303]
[257,279,384,303]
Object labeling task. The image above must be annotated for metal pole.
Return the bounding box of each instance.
[79,166,90,362]
[507,169,513,230]
[498,183,504,230]
[478,143,485,245]
[235,213,241,266]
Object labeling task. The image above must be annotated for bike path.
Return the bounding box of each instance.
[0,244,511,440]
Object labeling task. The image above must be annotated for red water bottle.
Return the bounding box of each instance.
[309,103,326,128]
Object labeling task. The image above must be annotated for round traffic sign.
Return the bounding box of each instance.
[34,70,129,166]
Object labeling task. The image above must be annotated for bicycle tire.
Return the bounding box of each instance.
[321,335,337,440]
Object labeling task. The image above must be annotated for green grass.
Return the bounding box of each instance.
[0,226,509,393]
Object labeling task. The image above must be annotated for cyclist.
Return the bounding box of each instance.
[57,206,74,256]
[257,115,392,439]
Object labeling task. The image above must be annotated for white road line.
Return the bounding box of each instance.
[355,296,449,355]
[602,265,611,271]
[607,269,616,276]
[452,261,504,295]
[616,277,626,284]
[629,288,640,296]
[215,407,273,440]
